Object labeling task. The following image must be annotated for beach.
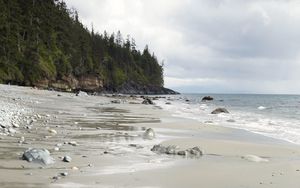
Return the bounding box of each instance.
[0,84,299,188]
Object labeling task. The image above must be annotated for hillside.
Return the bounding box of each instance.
[0,0,177,94]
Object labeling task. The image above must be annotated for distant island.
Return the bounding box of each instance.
[0,0,178,94]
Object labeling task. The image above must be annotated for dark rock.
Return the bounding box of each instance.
[202,96,214,101]
[111,99,121,104]
[22,148,55,165]
[165,102,171,105]
[63,155,72,162]
[177,150,187,156]
[142,98,154,105]
[143,128,155,139]
[211,108,229,114]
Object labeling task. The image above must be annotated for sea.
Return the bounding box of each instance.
[156,94,300,145]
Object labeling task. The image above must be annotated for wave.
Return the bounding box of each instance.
[155,97,300,145]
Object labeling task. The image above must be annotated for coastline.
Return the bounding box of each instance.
[0,84,299,188]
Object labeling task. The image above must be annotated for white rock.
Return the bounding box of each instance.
[48,129,57,134]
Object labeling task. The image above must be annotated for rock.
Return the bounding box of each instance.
[165,145,178,154]
[211,108,229,114]
[202,96,214,101]
[227,119,235,122]
[165,102,171,105]
[68,141,78,146]
[48,129,57,135]
[186,147,203,156]
[63,155,72,162]
[54,147,60,151]
[151,145,203,157]
[151,144,167,154]
[177,150,187,156]
[129,144,144,149]
[60,172,68,176]
[111,100,121,104]
[76,91,88,97]
[22,148,55,165]
[72,166,79,170]
[142,98,154,105]
[143,128,155,140]
[12,123,20,128]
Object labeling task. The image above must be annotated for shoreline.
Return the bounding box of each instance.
[0,84,299,188]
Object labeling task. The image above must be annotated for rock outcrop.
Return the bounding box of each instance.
[202,96,214,101]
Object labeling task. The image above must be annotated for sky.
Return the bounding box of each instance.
[64,0,300,94]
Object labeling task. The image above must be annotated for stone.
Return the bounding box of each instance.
[111,100,121,104]
[187,147,203,156]
[151,145,203,157]
[142,98,154,105]
[143,128,155,140]
[60,172,68,176]
[12,123,20,128]
[22,148,55,165]
[202,96,214,101]
[177,150,187,156]
[63,155,72,162]
[76,91,88,97]
[165,102,171,105]
[48,129,57,134]
[211,108,229,114]
[54,147,59,151]
[68,141,78,146]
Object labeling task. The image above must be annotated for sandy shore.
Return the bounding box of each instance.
[0,84,299,188]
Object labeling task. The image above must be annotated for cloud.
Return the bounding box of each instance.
[64,0,300,94]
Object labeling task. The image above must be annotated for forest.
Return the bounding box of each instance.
[0,0,165,92]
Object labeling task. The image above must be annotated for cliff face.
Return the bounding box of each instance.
[34,77,178,94]
[34,75,103,92]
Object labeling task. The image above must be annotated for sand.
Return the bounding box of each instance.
[0,84,299,188]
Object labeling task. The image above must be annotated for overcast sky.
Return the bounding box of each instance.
[64,0,300,94]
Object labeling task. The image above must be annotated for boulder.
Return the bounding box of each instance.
[22,148,55,165]
[151,145,203,157]
[142,98,154,105]
[211,108,229,114]
[186,147,203,156]
[202,96,214,101]
[143,128,155,140]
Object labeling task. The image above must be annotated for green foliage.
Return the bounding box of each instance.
[0,0,164,89]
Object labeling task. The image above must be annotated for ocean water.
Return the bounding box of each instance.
[155,94,300,145]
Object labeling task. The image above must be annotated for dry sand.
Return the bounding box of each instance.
[0,84,299,188]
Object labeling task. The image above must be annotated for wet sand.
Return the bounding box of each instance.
[0,84,300,188]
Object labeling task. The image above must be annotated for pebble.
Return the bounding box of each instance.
[60,172,68,176]
[54,147,59,151]
[48,129,57,134]
[12,123,20,128]
[68,141,78,146]
[63,155,72,162]
[72,166,79,170]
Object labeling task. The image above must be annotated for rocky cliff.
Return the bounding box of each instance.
[34,76,178,95]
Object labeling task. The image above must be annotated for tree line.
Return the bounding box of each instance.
[0,0,164,90]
